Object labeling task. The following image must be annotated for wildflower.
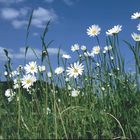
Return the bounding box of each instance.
[79,54,82,58]
[42,50,47,55]
[96,63,100,67]
[47,107,51,114]
[131,33,140,41]
[65,77,69,82]
[108,45,113,50]
[71,44,79,52]
[84,51,92,57]
[81,45,87,51]
[117,67,120,71]
[137,23,140,31]
[21,74,36,90]
[109,73,113,76]
[13,79,20,89]
[11,71,18,77]
[68,85,72,90]
[5,89,16,102]
[17,65,23,73]
[62,54,71,59]
[106,25,122,36]
[24,61,38,75]
[103,50,106,54]
[87,25,101,37]
[71,89,80,97]
[47,72,52,78]
[58,99,61,102]
[101,87,105,91]
[110,56,114,60]
[38,65,46,72]
[91,46,100,55]
[55,67,64,75]
[66,61,84,78]
[4,71,8,76]
[104,46,109,52]
[131,12,140,19]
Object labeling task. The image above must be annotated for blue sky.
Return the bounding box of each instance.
[0,0,139,73]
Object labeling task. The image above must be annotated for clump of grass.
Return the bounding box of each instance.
[0,11,140,139]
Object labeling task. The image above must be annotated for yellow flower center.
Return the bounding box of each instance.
[73,68,78,73]
[26,79,31,84]
[92,29,97,34]
[95,48,99,52]
[31,66,35,70]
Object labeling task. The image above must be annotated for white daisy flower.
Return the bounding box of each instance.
[84,51,93,57]
[110,56,114,60]
[66,61,84,78]
[71,44,79,52]
[11,71,18,77]
[101,87,105,91]
[91,46,100,55]
[108,45,113,50]
[71,89,80,97]
[13,79,20,89]
[137,23,140,31]
[81,45,87,51]
[103,50,107,54]
[4,71,8,76]
[68,85,72,90]
[106,25,122,36]
[105,46,109,51]
[5,89,16,102]
[62,54,71,59]
[21,74,36,89]
[55,67,64,75]
[38,65,46,72]
[131,12,140,19]
[65,77,69,82]
[96,63,100,67]
[87,25,101,37]
[5,89,15,97]
[47,72,52,78]
[131,33,140,41]
[24,61,38,75]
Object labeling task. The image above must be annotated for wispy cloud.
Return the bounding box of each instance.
[0,46,66,61]
[32,7,57,28]
[44,0,54,3]
[1,8,20,20]
[63,0,73,6]
[0,0,25,5]
[0,7,58,29]
[11,19,27,29]
[1,7,28,20]
[44,0,77,6]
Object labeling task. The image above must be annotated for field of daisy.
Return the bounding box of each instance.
[0,12,140,139]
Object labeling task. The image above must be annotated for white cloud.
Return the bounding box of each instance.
[0,46,66,61]
[44,0,54,3]
[1,8,20,20]
[63,0,73,5]
[11,19,27,29]
[0,7,57,29]
[0,0,25,5]
[32,7,57,28]
[1,7,28,20]
[44,0,76,6]
[33,32,39,36]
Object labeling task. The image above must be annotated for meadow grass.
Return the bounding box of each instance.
[0,12,140,139]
